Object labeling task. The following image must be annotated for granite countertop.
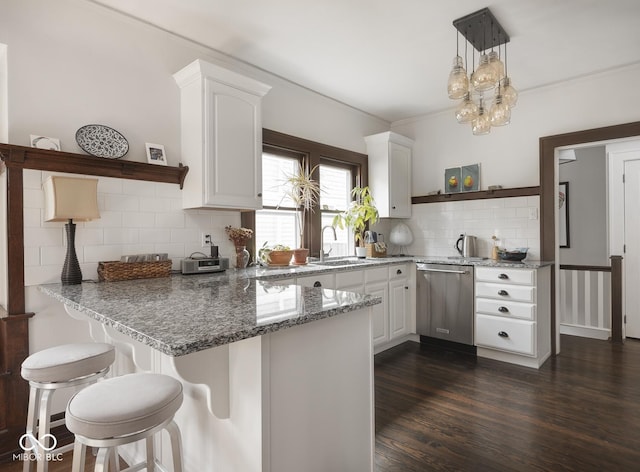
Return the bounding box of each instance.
[39,271,381,357]
[38,255,552,357]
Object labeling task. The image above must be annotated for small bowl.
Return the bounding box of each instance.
[497,248,528,262]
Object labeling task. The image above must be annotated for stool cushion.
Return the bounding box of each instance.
[21,343,115,383]
[66,373,183,439]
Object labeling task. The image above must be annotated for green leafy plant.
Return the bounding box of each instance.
[280,163,321,249]
[332,186,379,247]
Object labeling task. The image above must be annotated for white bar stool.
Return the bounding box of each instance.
[20,343,116,472]
[66,373,184,472]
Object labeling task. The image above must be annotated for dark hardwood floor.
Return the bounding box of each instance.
[375,335,640,472]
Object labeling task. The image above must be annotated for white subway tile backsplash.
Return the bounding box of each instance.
[40,245,71,266]
[23,170,43,189]
[23,173,243,286]
[24,227,63,248]
[122,212,155,228]
[97,177,123,194]
[122,180,158,196]
[407,195,540,260]
[156,212,185,229]
[104,194,140,212]
[103,228,139,245]
[170,228,199,244]
[139,228,171,244]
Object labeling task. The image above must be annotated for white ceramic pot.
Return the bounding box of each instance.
[355,247,367,258]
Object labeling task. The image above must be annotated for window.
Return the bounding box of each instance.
[319,163,353,257]
[243,129,368,260]
[255,151,301,250]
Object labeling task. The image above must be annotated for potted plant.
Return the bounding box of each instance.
[280,163,321,265]
[332,186,379,258]
[258,243,294,267]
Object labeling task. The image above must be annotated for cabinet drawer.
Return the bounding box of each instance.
[365,267,388,284]
[296,273,335,289]
[475,282,535,303]
[476,298,536,320]
[388,264,410,281]
[335,270,364,289]
[475,267,536,285]
[476,315,535,356]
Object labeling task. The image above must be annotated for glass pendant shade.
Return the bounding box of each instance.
[472,102,491,135]
[455,93,479,123]
[471,54,498,92]
[487,51,505,80]
[502,76,518,107]
[447,56,469,99]
[490,94,511,126]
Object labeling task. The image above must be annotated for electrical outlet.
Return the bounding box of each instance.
[202,233,212,247]
[528,208,538,220]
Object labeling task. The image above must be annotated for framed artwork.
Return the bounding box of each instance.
[145,143,167,166]
[461,164,480,192]
[559,181,570,248]
[30,135,60,151]
[444,167,461,193]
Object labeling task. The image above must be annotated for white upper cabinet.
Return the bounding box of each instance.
[174,60,271,210]
[364,131,414,218]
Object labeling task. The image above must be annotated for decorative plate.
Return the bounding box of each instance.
[75,124,129,159]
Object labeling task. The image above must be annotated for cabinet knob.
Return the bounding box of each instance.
[313,281,322,287]
[498,306,509,313]
[498,290,509,296]
[396,269,402,275]
[392,206,396,209]
[498,331,509,338]
[257,192,263,197]
[404,286,409,290]
[498,273,509,280]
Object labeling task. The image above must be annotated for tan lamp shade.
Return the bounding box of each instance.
[43,176,100,222]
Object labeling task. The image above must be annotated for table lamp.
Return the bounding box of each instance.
[43,176,100,285]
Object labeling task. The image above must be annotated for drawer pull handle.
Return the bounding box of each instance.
[498,290,509,296]
[313,281,322,287]
[498,306,509,313]
[397,269,402,275]
[498,273,509,280]
[498,331,509,338]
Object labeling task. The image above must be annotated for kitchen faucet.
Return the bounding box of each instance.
[320,225,337,262]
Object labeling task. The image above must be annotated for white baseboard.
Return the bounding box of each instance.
[560,323,610,340]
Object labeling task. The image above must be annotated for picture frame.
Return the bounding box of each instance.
[444,167,461,193]
[145,143,167,166]
[461,164,480,192]
[559,181,570,248]
[30,135,60,151]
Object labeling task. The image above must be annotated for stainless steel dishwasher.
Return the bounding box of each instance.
[416,263,474,346]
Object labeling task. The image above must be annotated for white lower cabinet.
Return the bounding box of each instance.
[475,265,551,369]
[297,263,416,352]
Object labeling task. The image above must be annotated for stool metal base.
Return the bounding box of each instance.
[23,367,110,472]
[71,418,183,472]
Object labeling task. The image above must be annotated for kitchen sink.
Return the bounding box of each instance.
[311,258,369,266]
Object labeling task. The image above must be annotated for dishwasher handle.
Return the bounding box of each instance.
[419,268,469,275]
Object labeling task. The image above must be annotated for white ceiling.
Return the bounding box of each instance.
[90,0,640,123]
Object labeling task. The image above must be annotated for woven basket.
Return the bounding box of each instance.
[98,260,172,282]
[365,243,387,258]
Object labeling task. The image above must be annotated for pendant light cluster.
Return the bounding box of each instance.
[447,8,518,135]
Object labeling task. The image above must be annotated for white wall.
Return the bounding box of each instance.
[391,62,640,260]
[559,146,608,266]
[0,0,388,398]
[393,63,640,196]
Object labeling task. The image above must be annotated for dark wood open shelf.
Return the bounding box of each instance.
[0,144,188,188]
[412,186,540,204]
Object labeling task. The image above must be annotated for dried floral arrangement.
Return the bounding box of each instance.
[225,226,253,246]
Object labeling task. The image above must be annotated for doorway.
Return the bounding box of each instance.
[540,121,640,353]
[607,140,640,339]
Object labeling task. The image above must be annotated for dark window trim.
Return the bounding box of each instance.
[242,129,368,260]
